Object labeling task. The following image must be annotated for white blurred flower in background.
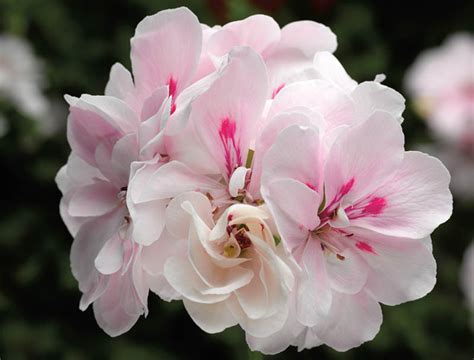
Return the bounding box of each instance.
[0,34,60,135]
[405,33,474,199]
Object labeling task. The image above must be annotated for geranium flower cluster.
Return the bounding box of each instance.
[56,7,453,354]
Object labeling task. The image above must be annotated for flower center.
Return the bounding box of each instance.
[223,216,253,258]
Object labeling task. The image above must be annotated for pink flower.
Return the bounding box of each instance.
[248,51,405,198]
[56,7,208,335]
[162,192,295,337]
[405,33,474,153]
[106,7,203,115]
[259,112,452,351]
[55,6,454,352]
[133,46,269,229]
[56,83,173,335]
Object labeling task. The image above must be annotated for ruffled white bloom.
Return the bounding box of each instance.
[162,192,295,337]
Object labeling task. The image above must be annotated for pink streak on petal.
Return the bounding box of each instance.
[271,83,285,99]
[218,118,242,177]
[356,241,376,254]
[363,197,386,215]
[168,76,177,114]
[339,177,355,197]
[321,177,355,220]
[305,182,317,191]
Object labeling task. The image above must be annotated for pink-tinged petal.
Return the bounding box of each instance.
[351,151,452,239]
[66,95,139,166]
[316,290,382,352]
[59,191,86,237]
[268,80,355,129]
[279,21,337,57]
[328,207,350,228]
[324,111,404,205]
[260,199,308,252]
[296,238,332,327]
[93,273,142,337]
[146,273,181,302]
[183,299,237,334]
[265,178,321,233]
[322,235,368,294]
[250,110,321,197]
[65,153,105,187]
[165,120,221,175]
[79,274,109,311]
[142,230,185,301]
[131,7,202,100]
[142,229,186,276]
[246,302,304,354]
[234,262,269,320]
[140,86,169,122]
[242,234,295,316]
[103,133,138,187]
[164,256,229,304]
[262,124,323,189]
[165,65,226,136]
[127,161,167,246]
[228,166,249,197]
[136,160,223,203]
[294,327,323,351]
[227,295,289,337]
[95,234,123,275]
[312,52,357,93]
[68,180,119,217]
[132,251,149,311]
[208,15,280,57]
[352,81,405,123]
[190,47,268,178]
[351,228,437,305]
[55,165,70,195]
[130,199,167,246]
[104,63,141,113]
[165,192,214,240]
[71,207,125,300]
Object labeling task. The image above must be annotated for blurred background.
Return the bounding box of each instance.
[0,0,473,359]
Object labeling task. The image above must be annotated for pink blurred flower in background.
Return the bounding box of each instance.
[405,33,474,198]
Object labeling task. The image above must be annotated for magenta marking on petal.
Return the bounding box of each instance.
[319,177,355,222]
[305,182,317,191]
[345,196,387,220]
[271,83,285,99]
[339,178,355,197]
[218,118,242,177]
[363,197,386,215]
[356,241,376,254]
[168,76,177,114]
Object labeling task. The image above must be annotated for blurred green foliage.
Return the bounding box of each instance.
[0,0,473,359]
